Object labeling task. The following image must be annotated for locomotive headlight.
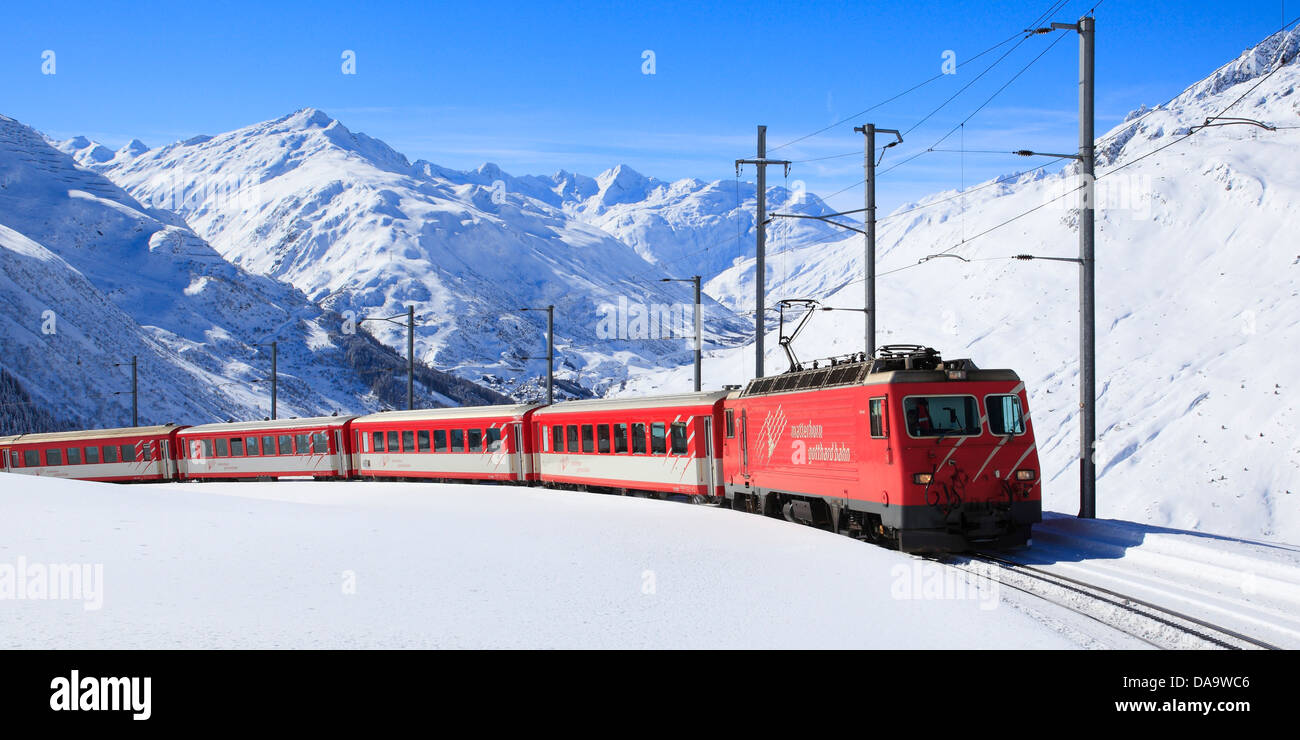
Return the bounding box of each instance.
[913,472,934,485]
[946,370,967,380]
[1015,469,1036,481]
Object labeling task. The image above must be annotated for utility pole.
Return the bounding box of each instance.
[130,356,137,426]
[519,306,554,404]
[662,276,703,391]
[270,341,277,420]
[1076,14,1097,519]
[1025,15,1094,518]
[407,305,415,411]
[736,125,790,379]
[111,356,139,426]
[853,124,902,359]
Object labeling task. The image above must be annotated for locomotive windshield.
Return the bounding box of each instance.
[904,396,981,437]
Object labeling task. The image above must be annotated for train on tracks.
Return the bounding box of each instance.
[0,345,1041,552]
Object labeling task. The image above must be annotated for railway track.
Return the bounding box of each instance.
[938,552,1281,650]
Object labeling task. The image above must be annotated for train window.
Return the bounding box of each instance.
[597,425,610,453]
[402,431,415,452]
[314,433,329,453]
[279,435,293,455]
[451,429,465,452]
[433,430,447,452]
[140,443,153,462]
[486,428,502,452]
[386,432,399,453]
[67,447,82,465]
[417,430,430,452]
[566,425,579,452]
[986,395,1026,436]
[231,438,245,456]
[102,445,117,463]
[202,439,215,458]
[25,450,39,467]
[903,396,981,438]
[725,409,735,438]
[85,446,99,464]
[670,422,688,454]
[47,448,63,465]
[263,436,275,456]
[613,423,627,453]
[631,423,647,454]
[581,425,594,453]
[296,434,310,454]
[372,431,385,452]
[468,429,482,452]
[121,444,137,462]
[246,437,260,456]
[869,397,887,438]
[215,438,229,457]
[651,423,667,455]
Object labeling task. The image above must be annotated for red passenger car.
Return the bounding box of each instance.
[0,424,187,482]
[532,391,727,500]
[722,346,1041,552]
[177,416,356,480]
[350,405,542,482]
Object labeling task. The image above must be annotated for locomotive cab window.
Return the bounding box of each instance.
[986,394,1026,436]
[725,409,735,438]
[903,396,981,438]
[869,397,888,438]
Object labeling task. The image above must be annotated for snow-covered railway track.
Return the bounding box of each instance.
[939,553,1281,650]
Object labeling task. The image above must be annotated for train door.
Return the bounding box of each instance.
[161,440,174,480]
[333,430,347,476]
[701,416,716,496]
[2,449,10,472]
[740,410,750,480]
[512,422,527,482]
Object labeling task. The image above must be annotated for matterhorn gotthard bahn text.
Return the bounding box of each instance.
[3,27,1298,545]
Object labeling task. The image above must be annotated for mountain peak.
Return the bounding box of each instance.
[594,164,652,206]
[119,139,150,157]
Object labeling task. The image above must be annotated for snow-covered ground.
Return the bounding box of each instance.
[4,473,1297,649]
[0,473,1075,649]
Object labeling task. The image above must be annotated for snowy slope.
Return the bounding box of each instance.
[0,473,1087,649]
[0,114,500,431]
[627,28,1300,543]
[81,110,753,399]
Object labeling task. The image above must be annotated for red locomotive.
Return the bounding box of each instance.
[0,345,1040,552]
[721,345,1040,552]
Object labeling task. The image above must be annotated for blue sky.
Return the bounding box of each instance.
[3,0,1292,213]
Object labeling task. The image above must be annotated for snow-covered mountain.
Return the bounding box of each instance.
[415,160,853,279]
[626,27,1300,542]
[73,109,760,398]
[0,114,504,433]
